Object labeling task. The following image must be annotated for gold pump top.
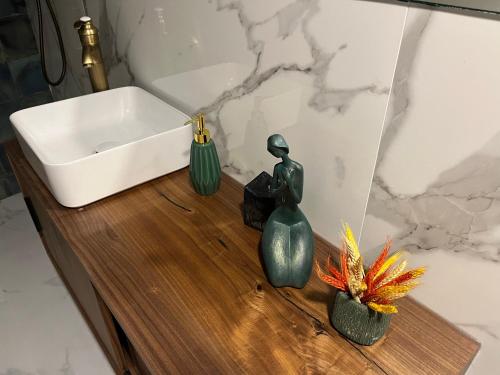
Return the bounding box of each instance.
[185,113,211,144]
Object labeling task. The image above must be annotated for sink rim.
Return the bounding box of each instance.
[9,86,190,168]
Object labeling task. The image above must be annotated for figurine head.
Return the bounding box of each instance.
[267,134,289,158]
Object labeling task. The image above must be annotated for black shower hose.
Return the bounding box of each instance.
[35,0,66,86]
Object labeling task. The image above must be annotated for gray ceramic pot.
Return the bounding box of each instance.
[330,291,391,346]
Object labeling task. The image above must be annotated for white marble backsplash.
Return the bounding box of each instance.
[360,5,500,373]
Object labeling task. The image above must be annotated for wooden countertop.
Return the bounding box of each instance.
[6,141,479,374]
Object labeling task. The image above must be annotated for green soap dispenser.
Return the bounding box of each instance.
[185,113,221,195]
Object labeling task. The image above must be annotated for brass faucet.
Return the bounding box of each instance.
[74,16,109,92]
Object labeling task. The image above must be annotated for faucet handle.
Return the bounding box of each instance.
[74,16,93,30]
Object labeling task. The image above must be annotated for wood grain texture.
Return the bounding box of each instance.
[6,140,479,374]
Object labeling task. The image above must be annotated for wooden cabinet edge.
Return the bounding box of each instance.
[15,195,132,373]
[94,289,144,375]
[6,146,144,375]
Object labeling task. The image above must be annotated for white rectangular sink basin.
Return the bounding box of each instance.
[10,86,192,207]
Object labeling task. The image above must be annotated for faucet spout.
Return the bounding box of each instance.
[74,16,109,92]
[81,45,99,68]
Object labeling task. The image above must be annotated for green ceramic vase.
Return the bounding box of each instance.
[189,140,221,195]
[330,291,391,346]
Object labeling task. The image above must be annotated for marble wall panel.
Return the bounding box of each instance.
[360,5,500,373]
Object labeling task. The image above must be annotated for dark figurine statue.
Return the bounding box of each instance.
[261,134,314,288]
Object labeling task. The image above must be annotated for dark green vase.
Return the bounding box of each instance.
[330,291,391,346]
[189,140,221,195]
